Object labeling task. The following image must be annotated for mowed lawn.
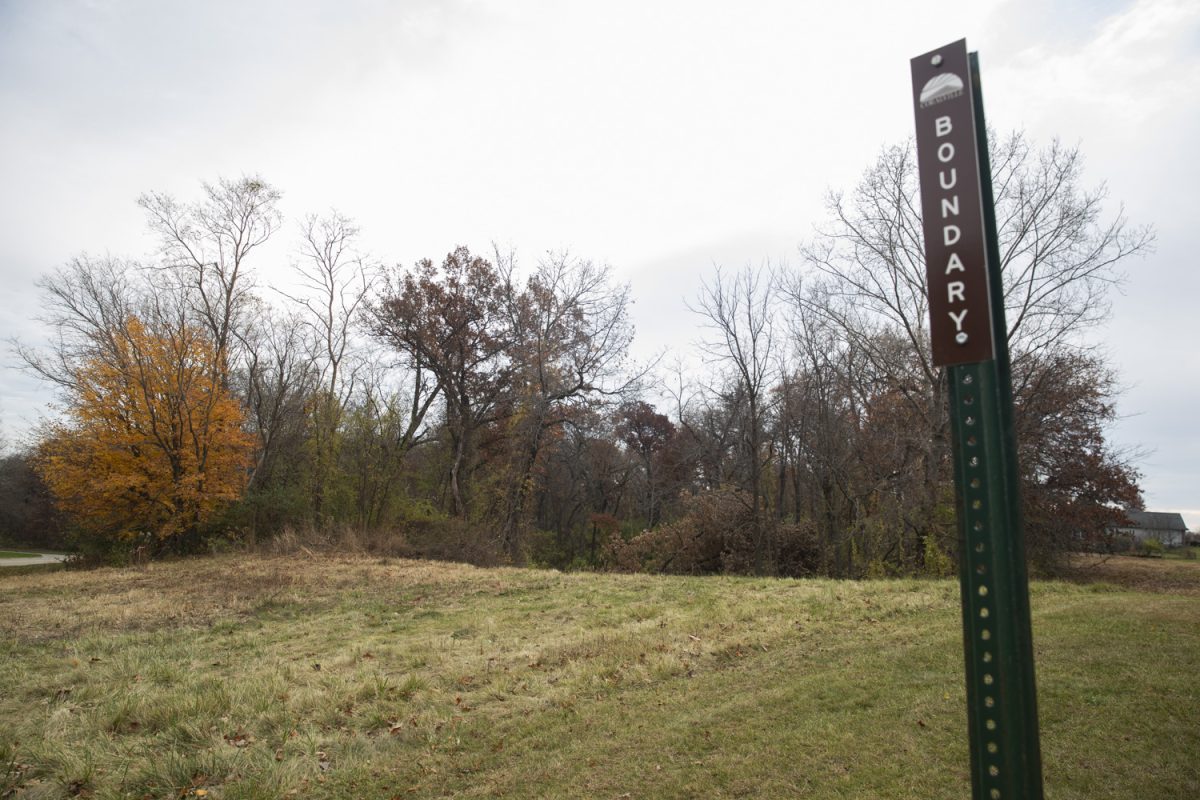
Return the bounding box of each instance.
[1,554,1197,799]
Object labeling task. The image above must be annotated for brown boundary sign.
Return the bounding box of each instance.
[911,39,995,366]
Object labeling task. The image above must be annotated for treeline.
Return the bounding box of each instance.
[3,132,1150,575]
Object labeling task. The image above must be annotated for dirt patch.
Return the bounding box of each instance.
[1063,553,1200,595]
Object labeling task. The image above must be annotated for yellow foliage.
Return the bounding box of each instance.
[37,316,253,542]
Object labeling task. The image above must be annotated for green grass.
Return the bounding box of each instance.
[1,554,1197,799]
[0,551,40,559]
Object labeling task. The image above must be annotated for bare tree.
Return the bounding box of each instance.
[289,213,375,399]
[788,132,1153,569]
[690,264,777,575]
[798,133,1152,382]
[139,176,282,372]
[15,256,140,392]
[235,305,316,499]
[279,212,376,519]
[21,178,282,397]
[775,296,861,573]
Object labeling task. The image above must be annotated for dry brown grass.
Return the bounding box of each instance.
[1062,553,1200,594]
[0,554,493,642]
[1,553,1198,799]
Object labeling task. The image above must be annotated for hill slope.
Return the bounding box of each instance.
[2,554,1198,799]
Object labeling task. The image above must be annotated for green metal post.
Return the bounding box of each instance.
[946,52,1045,800]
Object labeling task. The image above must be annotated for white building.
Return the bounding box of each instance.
[1113,511,1189,547]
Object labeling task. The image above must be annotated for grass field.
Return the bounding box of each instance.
[1,554,1197,799]
[0,551,40,559]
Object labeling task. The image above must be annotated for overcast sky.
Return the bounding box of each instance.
[2,0,1197,525]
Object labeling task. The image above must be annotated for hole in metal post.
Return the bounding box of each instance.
[978,585,989,596]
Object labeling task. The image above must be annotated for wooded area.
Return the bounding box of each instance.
[2,133,1151,575]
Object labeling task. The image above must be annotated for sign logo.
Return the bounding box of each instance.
[919,73,964,107]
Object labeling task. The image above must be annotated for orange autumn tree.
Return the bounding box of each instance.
[37,315,253,548]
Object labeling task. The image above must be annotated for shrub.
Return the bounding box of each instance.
[603,487,819,577]
[776,519,821,577]
[398,517,502,566]
[1138,538,1165,558]
[248,510,502,568]
[922,534,956,577]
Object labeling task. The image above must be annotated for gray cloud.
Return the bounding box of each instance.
[2,0,1196,517]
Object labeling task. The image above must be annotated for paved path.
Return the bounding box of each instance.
[0,553,69,567]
